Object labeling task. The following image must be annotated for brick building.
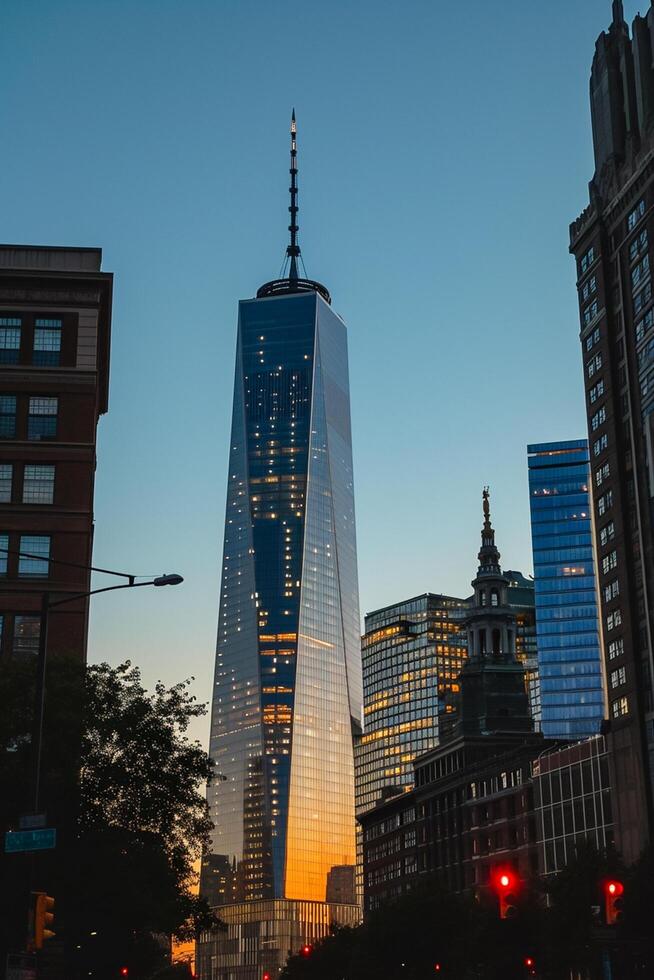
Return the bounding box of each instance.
[0,245,112,662]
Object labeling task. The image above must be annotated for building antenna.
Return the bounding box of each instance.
[287,109,300,282]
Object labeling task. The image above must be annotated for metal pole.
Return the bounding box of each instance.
[32,591,50,814]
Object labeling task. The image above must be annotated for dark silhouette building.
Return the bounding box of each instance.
[569,0,654,863]
[0,245,112,663]
[360,492,547,911]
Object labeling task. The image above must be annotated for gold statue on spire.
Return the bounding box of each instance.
[483,486,490,524]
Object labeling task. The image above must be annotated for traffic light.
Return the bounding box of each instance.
[491,868,519,919]
[31,892,55,949]
[263,973,271,980]
[301,944,312,956]
[604,879,624,925]
[119,968,129,977]
[524,956,536,976]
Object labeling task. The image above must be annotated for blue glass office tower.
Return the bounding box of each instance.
[527,440,605,739]
[199,116,362,980]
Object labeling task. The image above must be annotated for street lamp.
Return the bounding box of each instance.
[0,546,185,814]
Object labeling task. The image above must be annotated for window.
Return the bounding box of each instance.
[602,550,618,574]
[630,228,648,261]
[33,319,62,367]
[491,589,499,607]
[608,638,624,660]
[593,433,608,457]
[591,407,606,430]
[22,465,55,504]
[600,521,615,546]
[589,379,604,403]
[636,309,654,343]
[604,579,620,602]
[580,246,595,274]
[18,535,50,577]
[598,489,613,515]
[627,199,645,231]
[0,464,12,503]
[634,280,652,315]
[632,255,650,289]
[606,608,622,631]
[585,326,601,352]
[610,666,627,689]
[27,397,58,440]
[0,396,17,438]
[0,318,21,365]
[611,695,629,718]
[0,533,7,575]
[13,615,40,657]
[587,353,602,379]
[583,300,599,326]
[581,276,597,302]
[595,462,610,486]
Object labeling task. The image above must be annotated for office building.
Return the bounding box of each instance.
[504,570,541,728]
[360,491,546,910]
[532,735,614,877]
[527,441,605,739]
[569,1,654,861]
[355,593,467,817]
[0,245,112,663]
[198,116,361,980]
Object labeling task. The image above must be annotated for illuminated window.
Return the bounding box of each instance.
[599,521,615,546]
[595,462,610,487]
[591,407,606,431]
[593,433,608,457]
[606,609,622,631]
[610,666,626,689]
[611,695,628,718]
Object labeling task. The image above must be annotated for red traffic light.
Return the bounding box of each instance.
[604,879,625,925]
[301,944,312,956]
[434,965,441,972]
[525,957,534,967]
[263,973,271,980]
[120,969,129,978]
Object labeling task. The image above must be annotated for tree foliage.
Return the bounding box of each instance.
[0,656,217,977]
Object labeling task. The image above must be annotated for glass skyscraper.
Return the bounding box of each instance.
[199,116,362,980]
[527,440,605,739]
[355,593,467,817]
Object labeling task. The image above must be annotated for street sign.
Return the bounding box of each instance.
[18,814,46,830]
[6,953,37,980]
[4,828,56,853]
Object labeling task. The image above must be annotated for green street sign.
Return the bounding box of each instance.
[4,828,56,853]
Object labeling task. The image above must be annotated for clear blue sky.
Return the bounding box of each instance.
[1,0,636,740]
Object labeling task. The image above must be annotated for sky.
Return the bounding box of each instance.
[0,0,642,745]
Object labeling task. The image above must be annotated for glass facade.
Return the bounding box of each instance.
[205,290,361,920]
[532,735,613,875]
[355,594,467,818]
[527,440,605,739]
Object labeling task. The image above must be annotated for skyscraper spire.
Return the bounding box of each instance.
[612,0,625,25]
[477,486,502,577]
[287,109,300,282]
[256,110,331,304]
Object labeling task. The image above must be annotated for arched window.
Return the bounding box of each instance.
[480,590,487,607]
[491,589,499,607]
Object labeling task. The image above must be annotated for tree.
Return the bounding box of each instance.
[0,657,218,977]
[70,661,218,975]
